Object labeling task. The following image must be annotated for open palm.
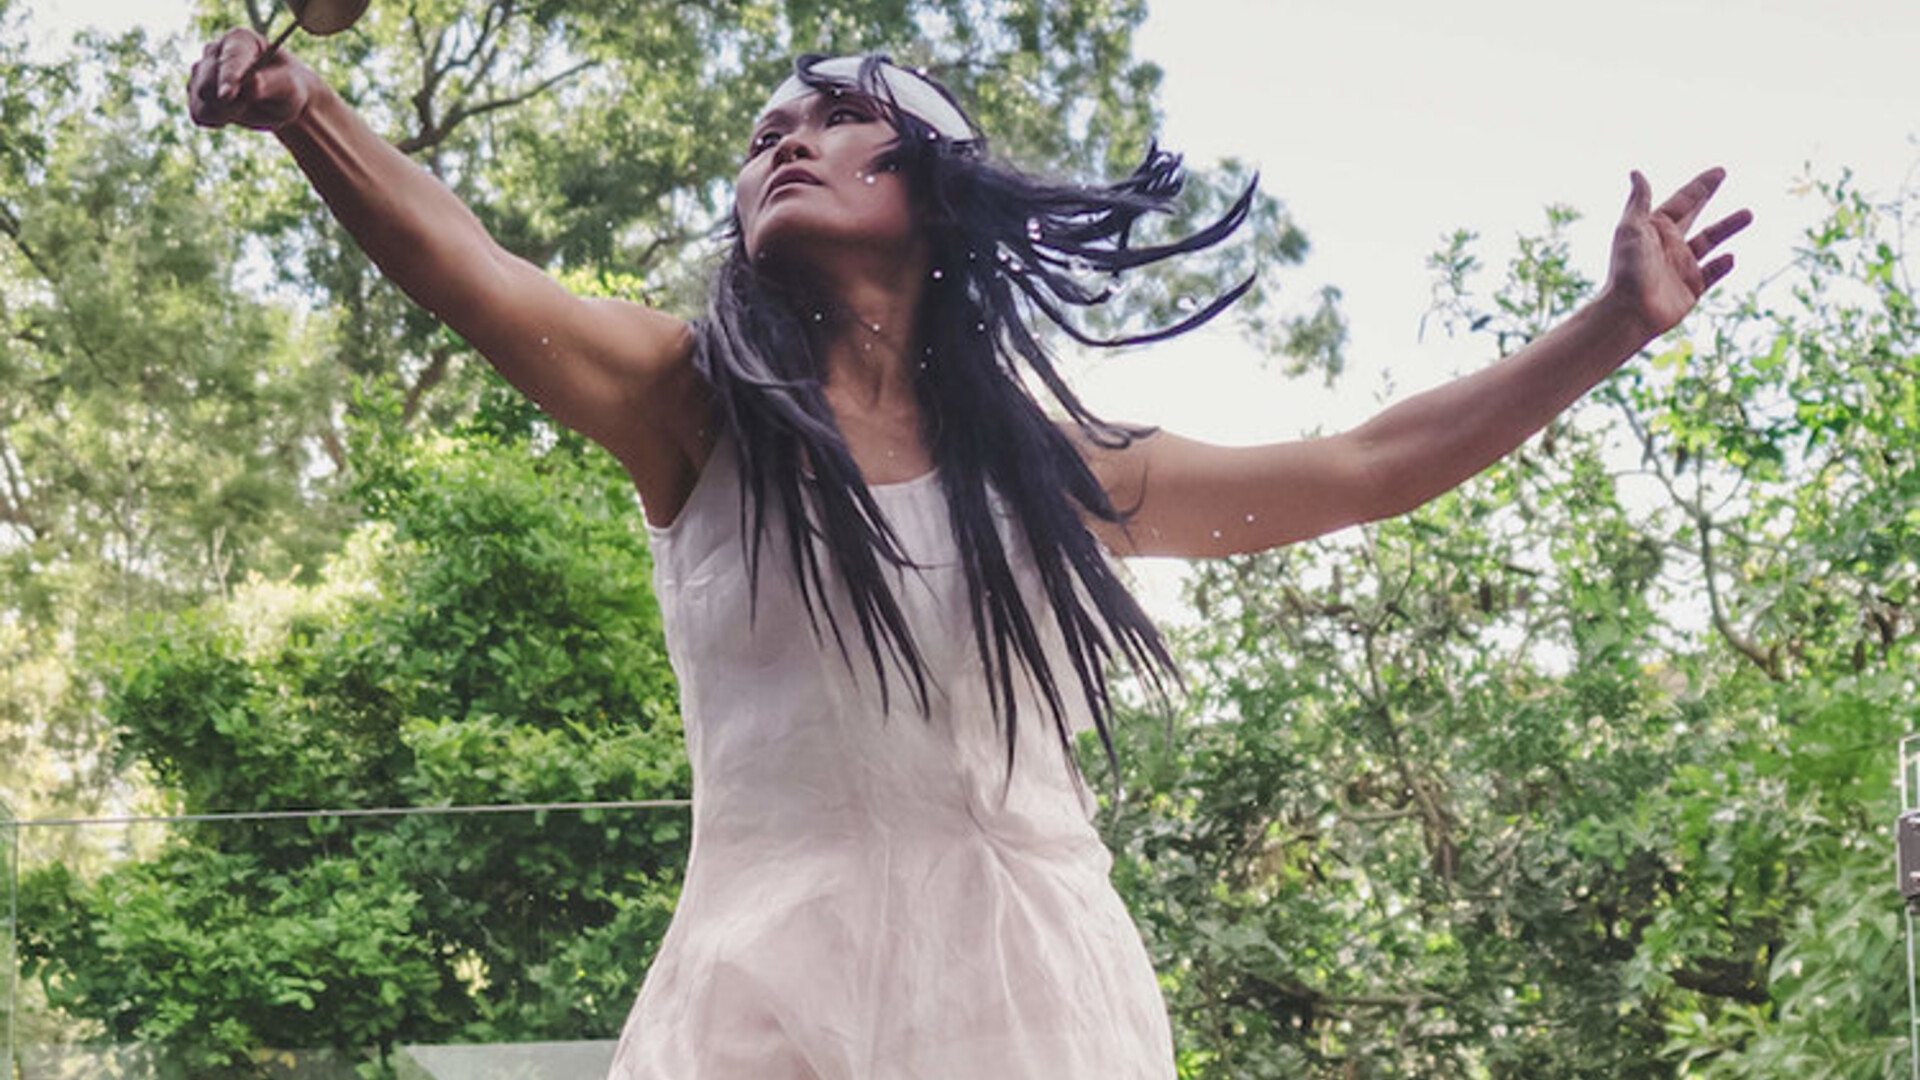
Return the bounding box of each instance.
[1606,167,1752,338]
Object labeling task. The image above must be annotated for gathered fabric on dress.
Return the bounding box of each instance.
[608,434,1175,1080]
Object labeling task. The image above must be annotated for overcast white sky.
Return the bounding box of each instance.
[24,0,1916,428]
[1112,0,1919,434]
[19,0,1920,612]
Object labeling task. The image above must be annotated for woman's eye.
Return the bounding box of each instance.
[747,130,781,156]
[827,106,869,125]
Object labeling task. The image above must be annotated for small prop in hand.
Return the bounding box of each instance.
[238,0,371,82]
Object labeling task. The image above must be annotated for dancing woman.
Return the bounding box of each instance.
[189,38,1748,1080]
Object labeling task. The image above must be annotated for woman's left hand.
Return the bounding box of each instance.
[1602,166,1752,340]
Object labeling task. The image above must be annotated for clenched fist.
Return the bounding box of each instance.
[187,28,316,132]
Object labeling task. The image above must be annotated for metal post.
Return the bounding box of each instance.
[3,796,16,1080]
[1899,738,1920,1080]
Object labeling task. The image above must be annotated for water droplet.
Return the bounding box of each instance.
[1245,513,1256,523]
[1211,529,1223,540]
[1025,217,1042,241]
[975,321,987,333]
[930,268,944,280]
[811,311,825,323]
[539,336,550,346]
[967,250,978,262]
[1176,296,1199,313]
[869,322,883,334]
[864,174,878,185]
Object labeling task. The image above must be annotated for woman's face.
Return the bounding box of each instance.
[734,88,920,272]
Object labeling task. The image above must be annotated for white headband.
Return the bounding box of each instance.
[760,57,974,142]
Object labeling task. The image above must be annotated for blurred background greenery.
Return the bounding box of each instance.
[2,0,1916,1076]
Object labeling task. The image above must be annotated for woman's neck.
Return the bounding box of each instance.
[799,273,934,482]
[812,275,924,413]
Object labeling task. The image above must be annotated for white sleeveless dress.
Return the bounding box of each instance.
[607,436,1176,1080]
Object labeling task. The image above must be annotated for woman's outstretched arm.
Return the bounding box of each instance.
[1078,167,1753,559]
[187,29,711,515]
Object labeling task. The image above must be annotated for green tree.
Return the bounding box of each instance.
[1090,172,1916,1079]
[20,428,689,1075]
[8,0,1332,1069]
[3,0,1325,826]
[1,13,336,845]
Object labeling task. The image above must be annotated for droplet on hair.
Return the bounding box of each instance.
[975,321,987,333]
[930,268,944,280]
[966,250,977,262]
[1025,217,1042,241]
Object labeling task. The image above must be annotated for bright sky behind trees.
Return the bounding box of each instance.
[25,0,1917,624]
[25,0,1918,440]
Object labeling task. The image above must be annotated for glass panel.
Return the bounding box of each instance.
[10,802,688,1080]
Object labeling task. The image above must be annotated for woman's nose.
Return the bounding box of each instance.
[773,132,815,166]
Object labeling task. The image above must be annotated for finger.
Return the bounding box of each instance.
[1701,253,1735,291]
[1656,166,1727,232]
[214,33,240,99]
[187,52,215,111]
[189,52,233,126]
[1625,169,1652,217]
[1688,208,1753,259]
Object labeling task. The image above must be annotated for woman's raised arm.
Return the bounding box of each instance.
[1077,167,1753,559]
[187,29,711,515]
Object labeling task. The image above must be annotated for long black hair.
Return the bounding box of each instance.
[693,54,1256,788]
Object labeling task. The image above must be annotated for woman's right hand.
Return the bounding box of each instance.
[187,28,316,132]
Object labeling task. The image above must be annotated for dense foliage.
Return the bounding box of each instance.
[20,430,689,1073]
[2,0,1313,1073]
[1,0,1313,828]
[4,0,1915,1076]
[1090,177,1918,1078]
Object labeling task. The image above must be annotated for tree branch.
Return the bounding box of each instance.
[396,60,602,156]
[1607,391,1781,680]
[1694,507,1782,680]
[400,348,454,424]
[1671,956,1770,1006]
